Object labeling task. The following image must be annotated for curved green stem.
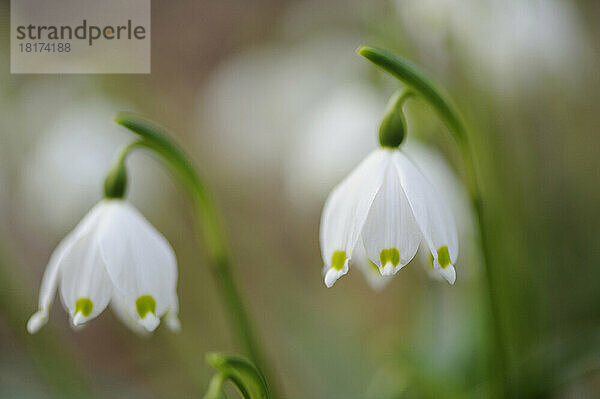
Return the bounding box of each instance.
[358,46,478,197]
[204,373,227,399]
[205,352,270,399]
[358,46,466,140]
[359,45,508,397]
[112,112,278,397]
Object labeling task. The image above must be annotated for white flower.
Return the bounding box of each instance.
[27,200,179,334]
[355,141,475,290]
[320,148,458,288]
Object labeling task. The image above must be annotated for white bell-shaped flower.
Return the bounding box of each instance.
[355,141,473,290]
[320,147,458,287]
[27,199,180,334]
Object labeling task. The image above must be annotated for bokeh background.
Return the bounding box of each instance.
[1,0,600,398]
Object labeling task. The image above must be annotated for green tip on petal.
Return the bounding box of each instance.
[136,295,156,319]
[437,246,451,269]
[331,250,347,271]
[75,298,93,317]
[380,248,400,267]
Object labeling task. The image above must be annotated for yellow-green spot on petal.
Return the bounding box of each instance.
[75,298,93,317]
[428,252,435,269]
[136,295,156,318]
[437,246,451,269]
[380,248,400,267]
[331,250,347,271]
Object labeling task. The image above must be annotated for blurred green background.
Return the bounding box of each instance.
[1,0,599,398]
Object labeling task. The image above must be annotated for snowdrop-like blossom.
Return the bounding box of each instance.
[320,146,458,288]
[27,200,179,334]
[353,141,472,290]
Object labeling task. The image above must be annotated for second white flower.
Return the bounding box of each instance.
[27,199,179,334]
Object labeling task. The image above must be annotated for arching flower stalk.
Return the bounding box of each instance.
[320,90,458,287]
[28,143,179,334]
[351,45,508,396]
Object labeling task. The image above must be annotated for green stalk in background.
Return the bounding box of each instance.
[358,45,508,397]
[111,113,279,397]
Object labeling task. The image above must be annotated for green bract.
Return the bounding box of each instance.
[103,157,128,199]
[378,90,413,148]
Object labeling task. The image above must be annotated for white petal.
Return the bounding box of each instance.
[417,241,459,285]
[26,312,48,334]
[403,141,473,238]
[165,293,181,332]
[165,314,181,332]
[98,201,177,321]
[361,160,420,276]
[438,264,456,285]
[418,246,444,282]
[324,261,348,288]
[405,141,475,282]
[110,292,150,336]
[27,203,107,333]
[393,151,459,277]
[58,226,113,326]
[139,313,160,332]
[319,149,390,286]
[353,240,393,291]
[72,312,86,326]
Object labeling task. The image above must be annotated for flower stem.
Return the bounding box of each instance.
[203,373,227,399]
[113,113,279,397]
[358,45,508,397]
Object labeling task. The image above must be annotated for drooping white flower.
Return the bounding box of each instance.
[27,200,179,334]
[320,147,458,288]
[355,141,474,290]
